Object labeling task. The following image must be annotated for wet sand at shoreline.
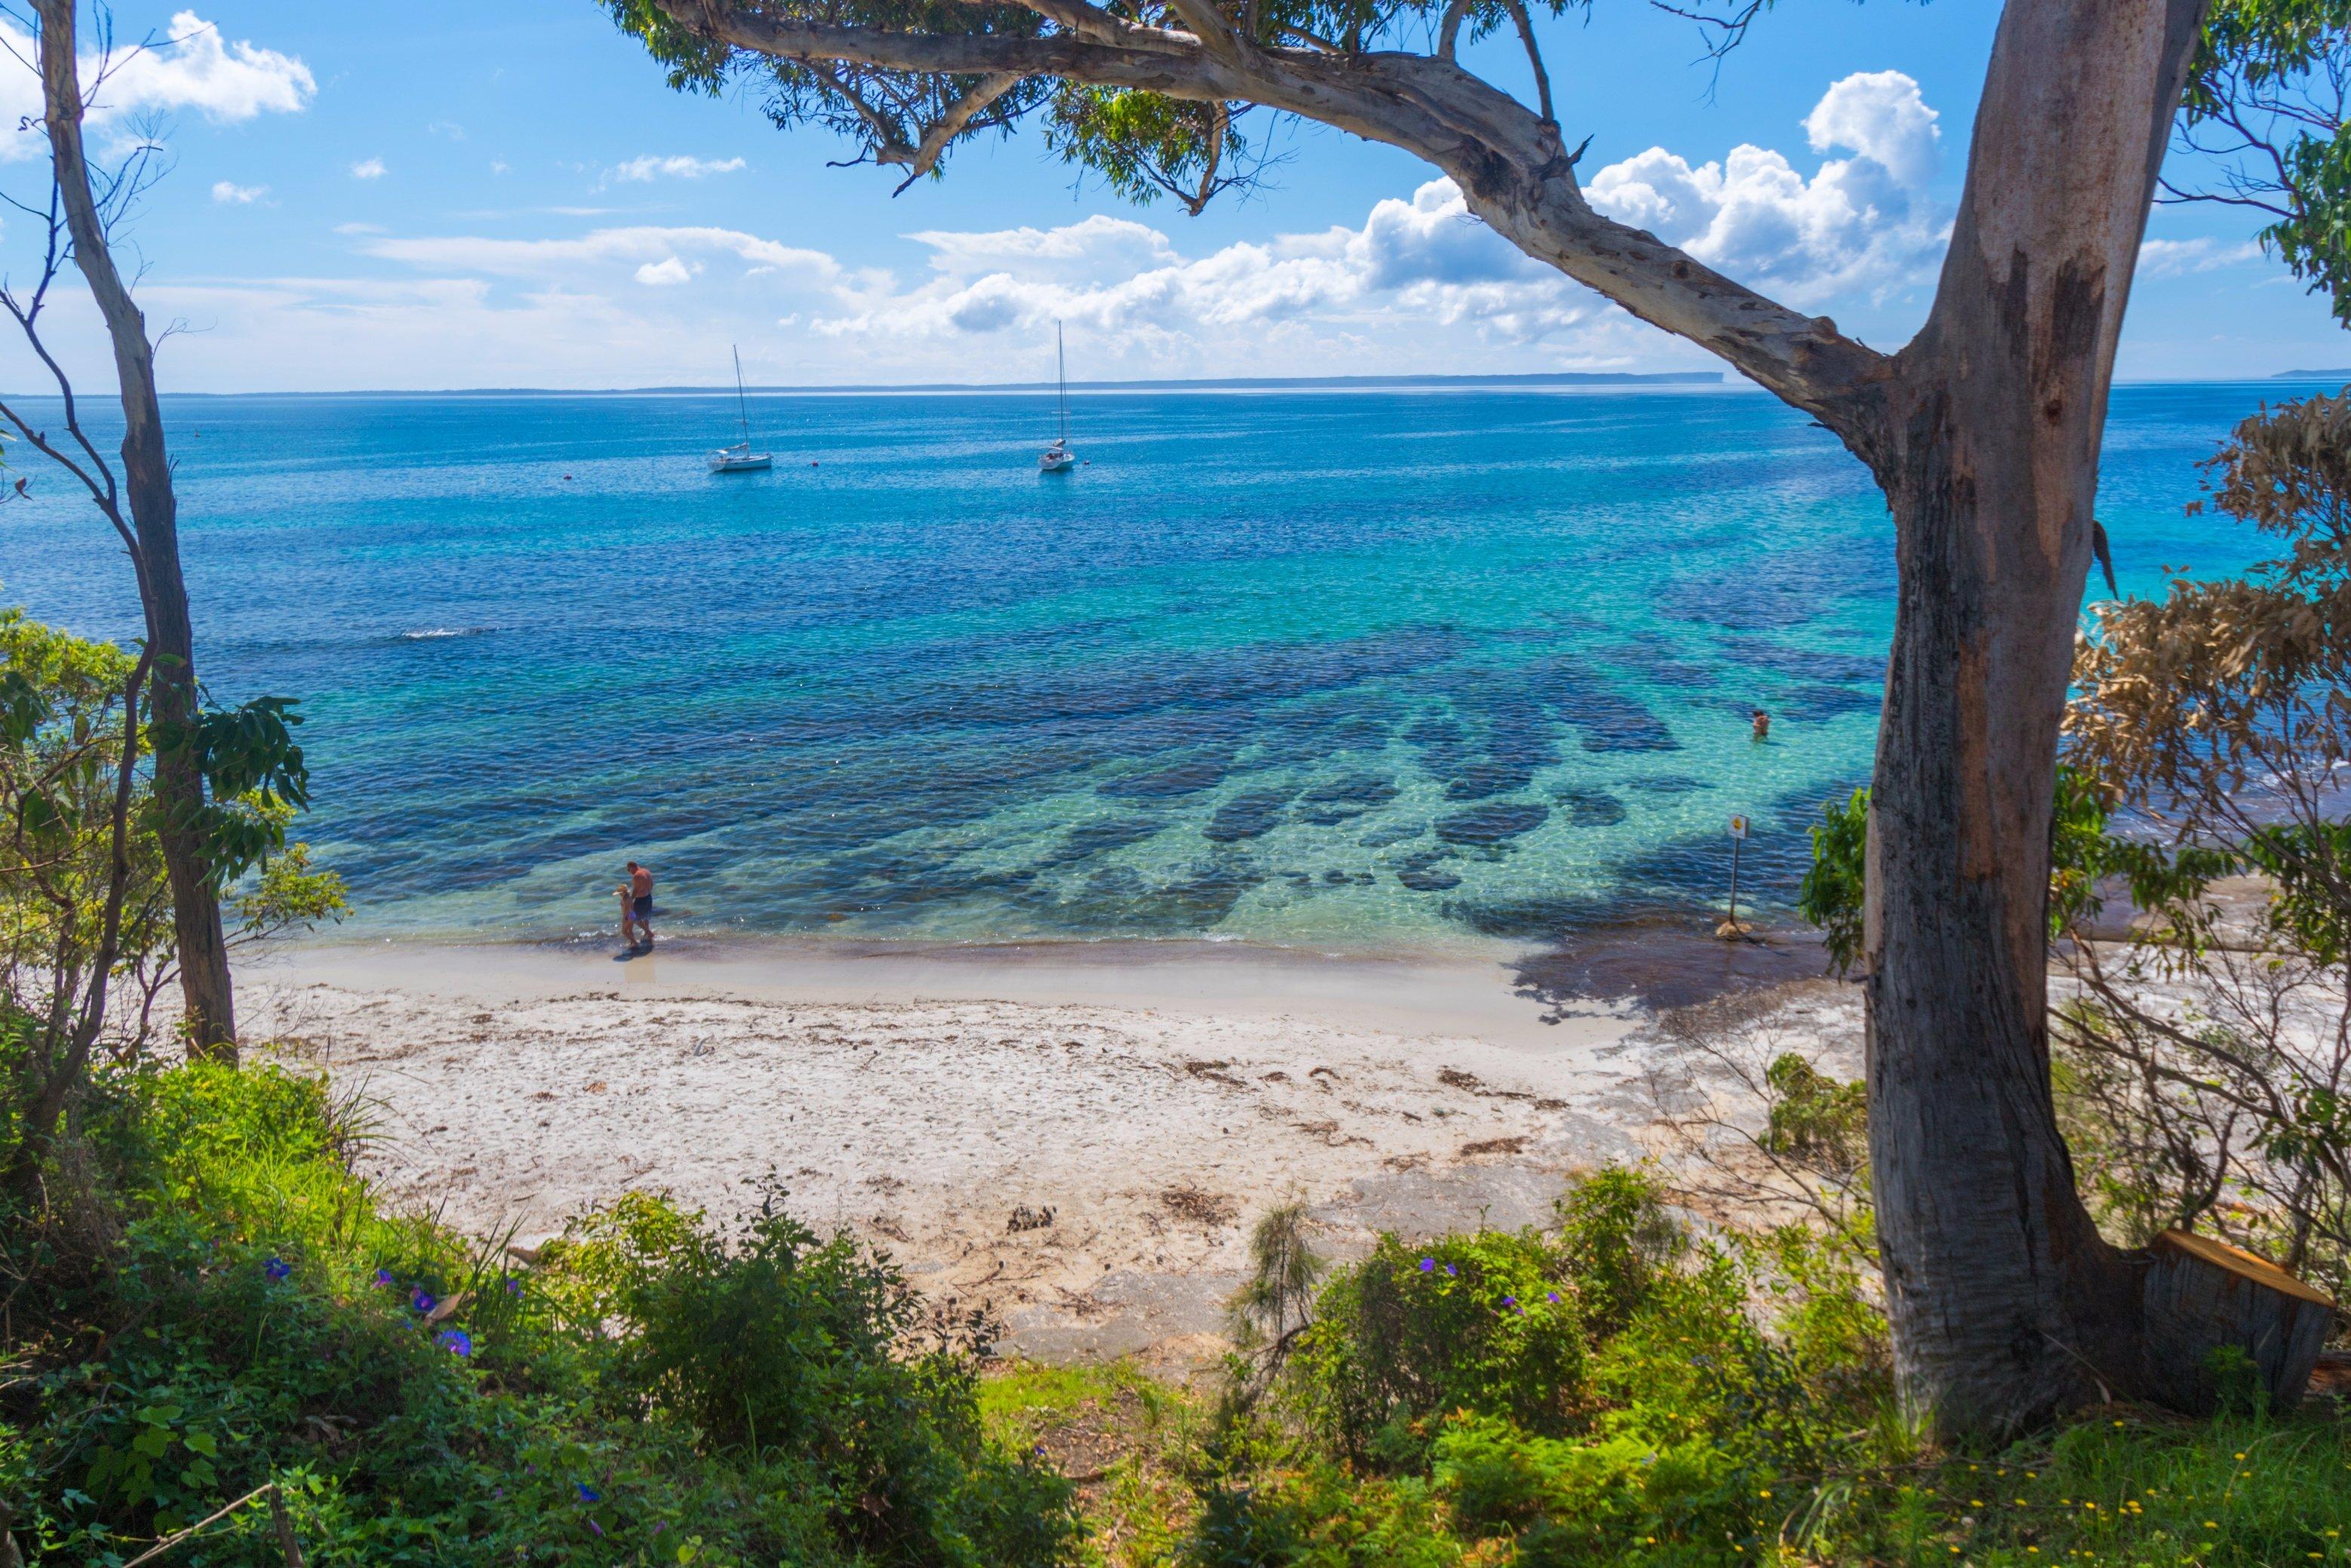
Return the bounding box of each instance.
[238,933,1856,1370]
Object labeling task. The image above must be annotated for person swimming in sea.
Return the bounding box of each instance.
[1751,709,1771,742]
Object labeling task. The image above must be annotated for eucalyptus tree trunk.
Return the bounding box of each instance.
[1860,0,2207,1431]
[36,0,237,1060]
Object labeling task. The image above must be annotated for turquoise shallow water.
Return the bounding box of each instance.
[0,382,2300,951]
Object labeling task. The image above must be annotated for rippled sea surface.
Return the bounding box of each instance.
[0,383,2295,949]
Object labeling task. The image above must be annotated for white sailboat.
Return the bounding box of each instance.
[709,346,773,473]
[1039,321,1076,472]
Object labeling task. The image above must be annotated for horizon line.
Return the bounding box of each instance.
[3,368,2339,399]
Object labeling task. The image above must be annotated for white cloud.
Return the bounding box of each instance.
[823,179,1592,348]
[610,154,747,183]
[349,158,387,180]
[2138,237,2265,277]
[366,224,841,284]
[93,11,312,121]
[0,11,312,161]
[1802,69,1941,186]
[1585,69,1949,306]
[86,74,1981,391]
[211,180,266,204]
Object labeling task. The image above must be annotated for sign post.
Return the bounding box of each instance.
[1721,815,1750,941]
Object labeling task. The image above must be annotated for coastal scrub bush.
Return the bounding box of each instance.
[537,1179,1074,1566]
[1283,1229,1586,1465]
[0,1048,1082,1566]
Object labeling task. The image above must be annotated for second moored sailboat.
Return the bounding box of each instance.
[1039,320,1076,473]
[710,346,773,473]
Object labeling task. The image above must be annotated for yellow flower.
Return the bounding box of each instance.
[1759,1490,1772,1499]
[2205,1522,2219,1530]
[2233,1453,2245,1460]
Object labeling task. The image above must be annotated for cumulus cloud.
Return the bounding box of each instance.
[144,78,1971,391]
[2139,237,2265,277]
[350,157,387,180]
[0,11,312,160]
[821,178,1590,348]
[94,11,312,121]
[1585,69,1948,306]
[611,154,748,182]
[211,180,266,204]
[1802,70,1941,186]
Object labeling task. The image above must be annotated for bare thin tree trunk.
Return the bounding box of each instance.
[1861,0,2207,1434]
[35,0,235,1060]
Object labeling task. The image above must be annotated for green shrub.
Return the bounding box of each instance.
[1553,1167,1683,1340]
[1759,1055,1867,1170]
[1285,1230,1586,1464]
[2,1057,1081,1566]
[539,1180,1074,1566]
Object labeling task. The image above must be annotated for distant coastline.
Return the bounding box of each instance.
[2276,368,2351,380]
[123,370,1729,399]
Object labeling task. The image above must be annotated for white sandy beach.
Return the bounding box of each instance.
[238,936,1860,1367]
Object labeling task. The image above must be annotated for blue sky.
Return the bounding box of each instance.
[0,1,2337,391]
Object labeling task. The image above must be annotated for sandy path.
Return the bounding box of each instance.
[238,941,1809,1367]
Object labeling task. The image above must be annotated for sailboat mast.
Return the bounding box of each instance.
[733,345,751,445]
[1056,321,1068,444]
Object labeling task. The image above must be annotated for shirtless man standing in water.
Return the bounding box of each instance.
[619,859,655,950]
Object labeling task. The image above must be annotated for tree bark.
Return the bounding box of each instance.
[36,0,236,1059]
[1861,0,2207,1435]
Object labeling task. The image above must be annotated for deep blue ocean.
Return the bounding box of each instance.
[0,380,2312,952]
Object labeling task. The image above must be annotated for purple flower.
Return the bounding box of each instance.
[589,1519,604,1537]
[374,1268,396,1290]
[504,1276,523,1297]
[651,1522,665,1536]
[1418,1257,1435,1273]
[576,1483,600,1504]
[436,1328,473,1357]
[410,1287,438,1314]
[1501,1296,1517,1308]
[1547,1291,1560,1303]
[1445,1264,1458,1277]
[264,1256,291,1281]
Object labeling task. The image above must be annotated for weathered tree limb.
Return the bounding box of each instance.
[888,70,1023,190]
